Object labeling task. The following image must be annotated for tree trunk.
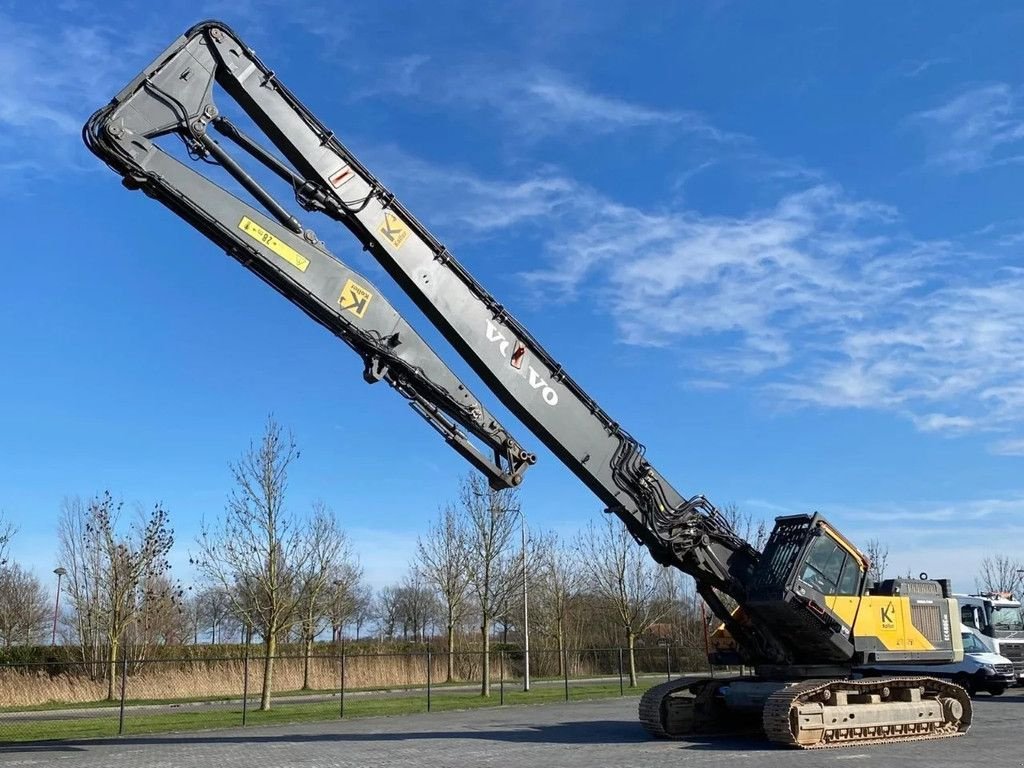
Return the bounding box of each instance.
[480,620,491,697]
[302,630,313,691]
[261,631,276,710]
[107,640,118,701]
[446,623,455,683]
[626,629,637,688]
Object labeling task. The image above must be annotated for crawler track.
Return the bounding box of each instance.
[763,676,972,749]
[640,675,972,749]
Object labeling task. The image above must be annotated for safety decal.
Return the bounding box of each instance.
[238,216,309,272]
[329,166,353,188]
[338,278,373,319]
[378,210,410,249]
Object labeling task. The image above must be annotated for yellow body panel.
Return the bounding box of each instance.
[853,596,935,651]
[825,595,860,627]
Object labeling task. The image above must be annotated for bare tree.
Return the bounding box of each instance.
[194,416,314,711]
[416,504,470,681]
[327,559,364,641]
[0,511,13,568]
[349,583,373,640]
[530,532,582,676]
[0,563,48,647]
[721,503,769,550]
[130,571,186,655]
[296,501,358,690]
[57,492,175,699]
[374,584,402,640]
[459,474,523,697]
[976,554,1024,595]
[863,538,890,584]
[194,585,234,643]
[396,572,440,642]
[576,515,669,686]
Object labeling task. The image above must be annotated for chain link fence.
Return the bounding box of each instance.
[0,645,710,742]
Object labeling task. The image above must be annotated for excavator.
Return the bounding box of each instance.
[84,20,972,749]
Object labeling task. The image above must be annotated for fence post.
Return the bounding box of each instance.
[242,630,250,727]
[666,645,671,682]
[426,649,432,713]
[117,653,128,735]
[563,647,569,702]
[340,652,346,718]
[499,650,505,705]
[618,647,624,696]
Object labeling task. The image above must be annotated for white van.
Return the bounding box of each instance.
[858,626,1015,697]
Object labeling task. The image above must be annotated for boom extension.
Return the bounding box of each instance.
[83,34,534,491]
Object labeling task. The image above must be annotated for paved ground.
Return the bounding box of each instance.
[2,690,1021,768]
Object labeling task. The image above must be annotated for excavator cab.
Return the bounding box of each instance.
[745,514,867,664]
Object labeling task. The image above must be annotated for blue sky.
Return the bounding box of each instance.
[2,1,1023,595]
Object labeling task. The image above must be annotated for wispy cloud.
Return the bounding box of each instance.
[356,56,741,143]
[369,147,1024,448]
[0,14,143,185]
[912,83,1024,172]
[898,57,953,79]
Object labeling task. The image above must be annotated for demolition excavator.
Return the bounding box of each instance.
[84,20,972,748]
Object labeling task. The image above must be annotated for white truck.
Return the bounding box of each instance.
[957,592,1024,686]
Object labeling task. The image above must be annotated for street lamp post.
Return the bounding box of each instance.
[51,567,67,646]
[522,513,530,692]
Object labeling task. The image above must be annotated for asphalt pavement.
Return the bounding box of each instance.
[2,689,1021,768]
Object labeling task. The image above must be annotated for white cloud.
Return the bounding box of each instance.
[913,83,1024,172]
[990,438,1024,456]
[369,147,1024,445]
[356,57,740,143]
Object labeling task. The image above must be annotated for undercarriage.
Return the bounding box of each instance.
[639,674,972,749]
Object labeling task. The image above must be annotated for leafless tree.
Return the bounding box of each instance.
[374,584,402,640]
[976,554,1024,595]
[194,416,314,711]
[193,585,234,643]
[863,538,890,584]
[295,501,359,690]
[396,572,440,642]
[57,492,175,699]
[459,473,523,697]
[576,515,669,686]
[129,572,186,655]
[349,583,373,640]
[0,511,13,568]
[416,504,470,680]
[721,503,769,550]
[327,559,364,642]
[530,531,583,675]
[0,563,48,646]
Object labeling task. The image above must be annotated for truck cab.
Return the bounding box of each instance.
[957,593,1024,685]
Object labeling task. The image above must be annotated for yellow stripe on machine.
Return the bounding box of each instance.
[238,216,309,272]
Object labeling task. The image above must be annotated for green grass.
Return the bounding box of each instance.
[0,680,659,743]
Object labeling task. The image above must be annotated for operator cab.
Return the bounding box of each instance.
[745,514,867,663]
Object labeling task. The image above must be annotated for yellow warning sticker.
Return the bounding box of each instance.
[378,210,410,249]
[338,278,373,319]
[238,216,309,272]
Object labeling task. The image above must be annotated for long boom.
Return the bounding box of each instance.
[85,21,773,654]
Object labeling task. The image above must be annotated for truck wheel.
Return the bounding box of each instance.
[986,685,1006,696]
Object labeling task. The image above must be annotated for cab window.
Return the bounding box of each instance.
[799,534,863,596]
[961,632,983,653]
[836,559,862,596]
